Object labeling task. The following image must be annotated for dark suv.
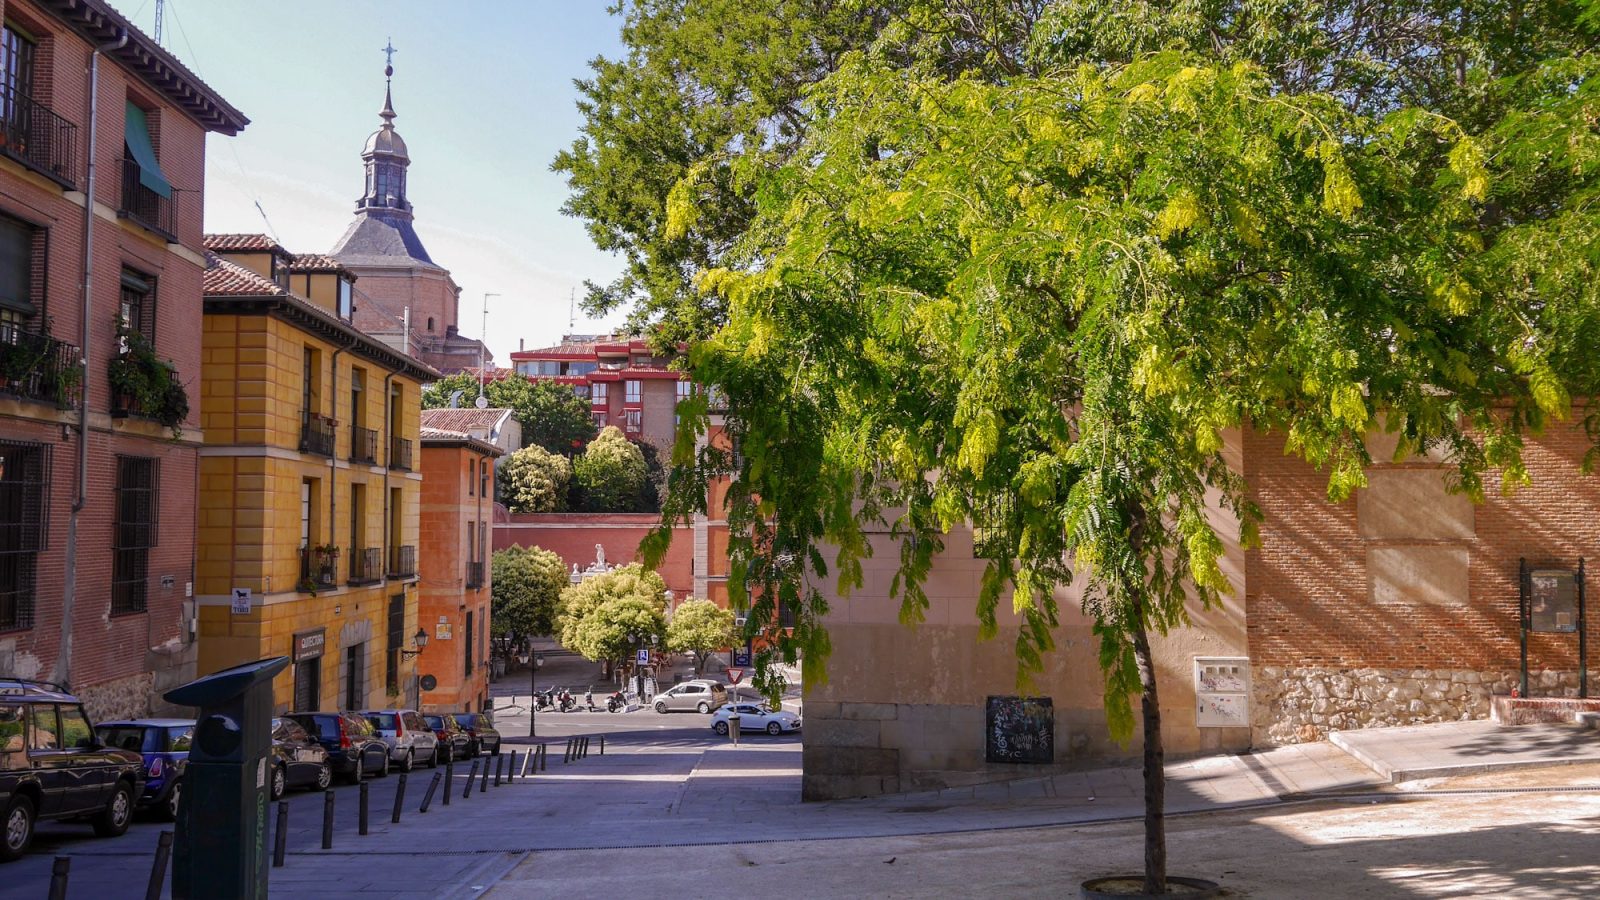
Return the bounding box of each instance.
[1,679,144,862]
[285,711,389,784]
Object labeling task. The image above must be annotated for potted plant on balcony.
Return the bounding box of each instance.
[0,319,50,396]
[108,325,189,436]
[312,544,340,587]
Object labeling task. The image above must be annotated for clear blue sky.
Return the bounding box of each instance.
[107,0,630,363]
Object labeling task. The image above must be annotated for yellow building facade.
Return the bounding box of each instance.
[196,234,436,713]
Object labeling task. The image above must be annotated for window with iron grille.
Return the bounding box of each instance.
[112,456,157,615]
[0,440,49,631]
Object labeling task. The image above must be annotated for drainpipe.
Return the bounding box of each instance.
[59,28,129,690]
[380,371,396,578]
[329,349,343,560]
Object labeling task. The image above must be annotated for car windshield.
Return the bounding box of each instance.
[96,725,148,753]
[423,715,444,729]
[367,713,398,729]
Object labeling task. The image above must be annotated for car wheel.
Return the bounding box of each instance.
[767,722,782,735]
[428,746,441,768]
[342,760,363,785]
[272,764,289,799]
[400,750,414,773]
[1,795,35,862]
[697,701,711,714]
[164,779,182,822]
[713,721,729,735]
[373,752,390,778]
[315,763,333,791]
[654,701,668,714]
[93,781,134,837]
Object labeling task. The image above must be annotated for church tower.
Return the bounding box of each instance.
[331,45,489,374]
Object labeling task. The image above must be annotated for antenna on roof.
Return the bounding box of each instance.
[153,0,165,45]
[569,287,576,331]
[253,200,282,244]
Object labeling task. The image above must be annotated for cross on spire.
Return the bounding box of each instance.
[382,39,397,71]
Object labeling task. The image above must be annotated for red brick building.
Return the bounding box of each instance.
[0,0,246,717]
[508,335,688,458]
[416,409,503,713]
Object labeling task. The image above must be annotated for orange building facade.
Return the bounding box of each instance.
[415,411,502,713]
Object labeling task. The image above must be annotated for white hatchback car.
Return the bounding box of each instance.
[710,703,802,735]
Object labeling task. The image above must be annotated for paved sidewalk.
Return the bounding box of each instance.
[1330,720,1600,782]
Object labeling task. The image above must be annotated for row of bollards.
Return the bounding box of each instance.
[563,736,594,763]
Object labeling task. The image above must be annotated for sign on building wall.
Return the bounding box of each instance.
[985,695,1054,764]
[1528,569,1579,633]
[1195,656,1250,728]
[230,588,251,614]
[292,628,325,663]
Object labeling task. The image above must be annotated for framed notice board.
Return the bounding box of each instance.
[985,695,1054,764]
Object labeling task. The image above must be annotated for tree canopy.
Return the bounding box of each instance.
[666,598,736,675]
[558,563,670,674]
[422,372,597,454]
[498,445,572,513]
[572,426,652,512]
[490,545,567,657]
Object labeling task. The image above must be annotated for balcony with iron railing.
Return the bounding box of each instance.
[300,545,340,590]
[466,560,485,589]
[119,157,176,240]
[387,544,416,579]
[0,89,78,188]
[388,436,412,471]
[348,547,383,586]
[0,330,79,408]
[300,413,335,457]
[350,425,378,465]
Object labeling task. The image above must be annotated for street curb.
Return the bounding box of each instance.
[1330,729,1600,783]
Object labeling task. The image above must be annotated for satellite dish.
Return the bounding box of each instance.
[474,395,488,409]
[447,390,464,409]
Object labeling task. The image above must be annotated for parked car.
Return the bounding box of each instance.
[269,717,333,799]
[450,712,501,757]
[0,678,144,862]
[93,718,193,820]
[421,713,471,761]
[363,710,440,770]
[285,712,389,784]
[710,703,802,736]
[653,680,728,714]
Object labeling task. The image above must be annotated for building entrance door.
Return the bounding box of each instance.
[294,659,319,711]
[345,643,366,710]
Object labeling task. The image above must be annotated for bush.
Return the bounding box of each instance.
[499,445,572,513]
[571,426,649,512]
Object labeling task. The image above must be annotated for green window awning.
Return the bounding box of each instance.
[123,102,172,199]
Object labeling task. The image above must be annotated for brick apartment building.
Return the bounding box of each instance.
[328,60,487,376]
[508,334,689,459]
[0,0,246,718]
[198,234,432,714]
[416,408,504,714]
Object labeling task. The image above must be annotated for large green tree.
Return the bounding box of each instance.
[637,24,1600,900]
[666,598,736,675]
[558,563,670,676]
[423,373,598,454]
[490,545,567,660]
[572,426,651,512]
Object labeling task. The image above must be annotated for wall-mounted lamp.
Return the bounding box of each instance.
[399,627,430,659]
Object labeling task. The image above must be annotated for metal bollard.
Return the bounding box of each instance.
[508,749,520,782]
[540,742,547,771]
[48,856,69,900]
[463,759,479,799]
[600,735,605,755]
[273,801,289,867]
[583,736,590,757]
[145,830,174,900]
[494,753,504,786]
[322,789,335,849]
[359,781,370,835]
[392,772,408,823]
[420,771,442,813]
[521,748,533,777]
[444,760,454,806]
[480,757,490,793]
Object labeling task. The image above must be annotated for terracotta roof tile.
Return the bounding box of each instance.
[289,253,351,275]
[202,252,282,296]
[203,233,287,254]
[420,408,512,433]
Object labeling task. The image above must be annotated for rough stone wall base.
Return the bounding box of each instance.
[76,672,156,723]
[146,641,198,717]
[1252,665,1585,745]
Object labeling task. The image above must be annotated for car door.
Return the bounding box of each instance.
[57,704,112,814]
[672,685,702,711]
[24,704,69,816]
[403,712,435,757]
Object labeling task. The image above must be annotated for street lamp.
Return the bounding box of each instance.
[528,647,544,737]
[629,631,646,701]
[399,626,429,659]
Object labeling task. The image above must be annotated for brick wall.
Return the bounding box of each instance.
[493,512,694,597]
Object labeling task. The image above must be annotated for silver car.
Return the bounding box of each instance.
[362,709,441,771]
[653,680,728,714]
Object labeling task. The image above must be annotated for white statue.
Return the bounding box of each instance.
[594,543,606,569]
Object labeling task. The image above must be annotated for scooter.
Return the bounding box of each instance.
[606,691,628,713]
[535,689,556,711]
[584,688,601,712]
[558,689,577,713]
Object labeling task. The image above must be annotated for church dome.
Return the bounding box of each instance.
[363,123,408,160]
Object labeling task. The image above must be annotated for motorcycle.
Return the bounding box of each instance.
[584,688,601,712]
[606,691,628,713]
[558,689,577,713]
[535,689,556,711]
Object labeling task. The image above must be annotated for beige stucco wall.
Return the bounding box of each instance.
[804,434,1250,799]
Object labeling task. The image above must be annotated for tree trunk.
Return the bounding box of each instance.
[1132,621,1166,894]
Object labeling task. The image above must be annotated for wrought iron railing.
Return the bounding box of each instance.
[466,560,485,589]
[300,413,335,457]
[0,89,78,187]
[388,436,412,471]
[300,545,340,589]
[388,544,416,578]
[0,330,79,408]
[119,157,176,240]
[351,425,378,464]
[349,547,383,585]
